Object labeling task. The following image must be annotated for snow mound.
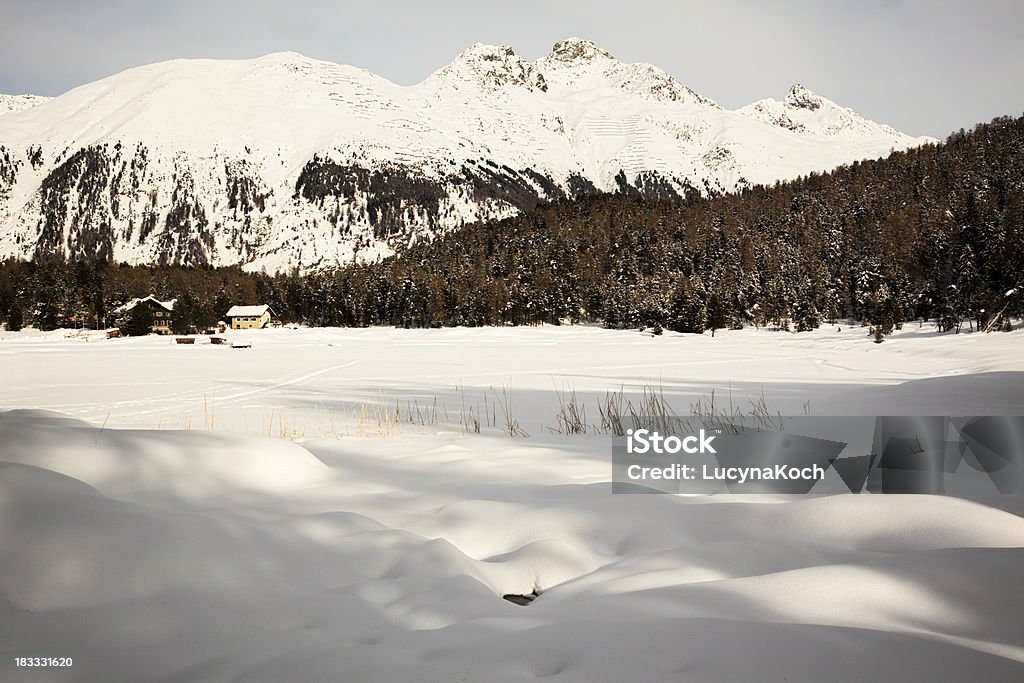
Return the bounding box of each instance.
[1,412,1022,680]
[0,462,272,611]
[1,325,1023,680]
[0,409,331,504]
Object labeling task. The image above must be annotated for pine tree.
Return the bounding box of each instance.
[5,301,23,331]
[126,303,154,336]
[706,291,728,337]
[171,294,193,334]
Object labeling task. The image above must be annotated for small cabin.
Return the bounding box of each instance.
[226,304,275,330]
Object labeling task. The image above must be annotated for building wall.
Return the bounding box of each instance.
[230,312,270,329]
[150,307,171,334]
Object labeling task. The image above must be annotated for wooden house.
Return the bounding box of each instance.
[146,298,174,333]
[114,295,176,334]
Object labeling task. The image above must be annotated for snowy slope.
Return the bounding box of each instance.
[0,39,935,272]
[0,93,50,116]
[738,83,912,140]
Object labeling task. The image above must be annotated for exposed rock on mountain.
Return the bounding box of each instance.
[0,41,933,271]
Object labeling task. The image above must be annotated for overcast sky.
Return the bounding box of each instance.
[1,0,1022,137]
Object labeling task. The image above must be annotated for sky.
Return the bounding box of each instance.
[1,0,1022,137]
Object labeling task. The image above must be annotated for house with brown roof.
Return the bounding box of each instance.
[114,295,176,334]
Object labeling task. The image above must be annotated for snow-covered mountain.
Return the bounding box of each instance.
[738,84,910,139]
[0,39,934,272]
[0,93,51,116]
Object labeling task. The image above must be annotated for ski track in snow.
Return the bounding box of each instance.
[0,324,1020,433]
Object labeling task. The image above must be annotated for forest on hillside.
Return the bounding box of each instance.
[1,114,1022,337]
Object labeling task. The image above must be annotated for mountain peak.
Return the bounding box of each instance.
[784,84,825,111]
[460,42,518,59]
[431,43,547,92]
[538,39,712,106]
[0,47,932,272]
[614,63,718,107]
[261,50,307,59]
[547,38,615,64]
[0,93,51,116]
[250,50,323,67]
[738,84,923,142]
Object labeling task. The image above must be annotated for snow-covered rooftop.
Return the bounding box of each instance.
[226,304,271,317]
[113,295,175,314]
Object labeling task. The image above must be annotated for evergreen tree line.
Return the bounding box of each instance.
[1,114,1022,335]
[308,114,1024,335]
[0,261,310,333]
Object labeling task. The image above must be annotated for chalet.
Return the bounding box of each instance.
[226,304,274,330]
[114,295,175,334]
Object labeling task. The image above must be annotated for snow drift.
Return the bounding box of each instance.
[1,325,1023,681]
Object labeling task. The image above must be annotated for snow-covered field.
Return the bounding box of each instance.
[1,324,1023,682]
[2,323,1023,435]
